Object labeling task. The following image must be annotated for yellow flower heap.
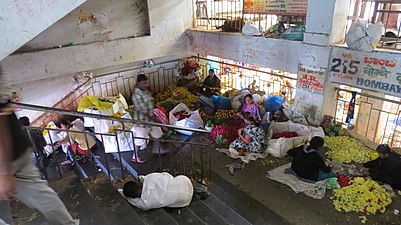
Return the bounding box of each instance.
[332,177,392,215]
[155,87,198,109]
[215,109,237,119]
[324,136,372,163]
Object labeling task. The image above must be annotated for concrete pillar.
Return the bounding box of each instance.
[304,0,351,46]
[300,0,350,125]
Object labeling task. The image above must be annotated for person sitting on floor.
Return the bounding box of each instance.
[239,94,262,122]
[202,69,221,94]
[287,136,335,182]
[194,87,216,116]
[229,112,266,157]
[363,144,401,190]
[121,172,208,210]
[56,119,97,165]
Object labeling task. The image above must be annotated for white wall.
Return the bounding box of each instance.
[0,0,87,61]
[187,30,330,74]
[19,0,150,52]
[2,0,193,120]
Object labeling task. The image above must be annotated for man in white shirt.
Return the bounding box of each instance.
[121,172,208,210]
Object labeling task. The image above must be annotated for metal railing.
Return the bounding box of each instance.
[31,59,181,127]
[17,102,212,182]
[198,56,297,101]
[335,88,401,147]
[194,0,306,33]
[347,0,401,50]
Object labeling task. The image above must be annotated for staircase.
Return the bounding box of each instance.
[5,131,292,225]
[8,171,290,225]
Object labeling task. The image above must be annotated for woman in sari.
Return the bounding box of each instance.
[240,94,261,122]
[230,112,266,156]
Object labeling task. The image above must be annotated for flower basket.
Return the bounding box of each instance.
[175,58,202,86]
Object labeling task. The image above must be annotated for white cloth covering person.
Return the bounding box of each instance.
[119,172,193,210]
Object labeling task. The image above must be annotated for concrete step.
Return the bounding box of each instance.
[202,191,253,225]
[80,174,146,225]
[163,207,207,225]
[49,171,110,225]
[210,171,292,225]
[133,208,179,225]
[187,197,231,225]
[9,171,109,225]
[0,201,13,225]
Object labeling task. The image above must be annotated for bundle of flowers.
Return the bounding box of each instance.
[176,58,200,77]
[324,136,372,163]
[215,109,237,119]
[108,112,125,118]
[200,110,239,126]
[208,123,243,147]
[332,177,393,215]
[155,87,198,112]
[222,89,240,98]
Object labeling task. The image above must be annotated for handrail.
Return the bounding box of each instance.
[195,55,297,81]
[31,126,211,147]
[336,88,401,105]
[14,102,210,133]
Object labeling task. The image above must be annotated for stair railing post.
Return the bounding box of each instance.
[48,129,63,179]
[200,144,204,183]
[84,132,96,179]
[100,134,112,180]
[114,130,125,179]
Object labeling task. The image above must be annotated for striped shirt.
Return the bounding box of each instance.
[132,87,154,123]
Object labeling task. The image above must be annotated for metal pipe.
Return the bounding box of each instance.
[336,88,401,105]
[194,56,297,80]
[14,102,210,133]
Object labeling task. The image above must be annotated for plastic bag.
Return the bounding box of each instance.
[345,20,384,52]
[266,121,310,158]
[279,25,305,41]
[264,95,285,112]
[212,95,231,110]
[282,108,308,125]
[169,103,204,136]
[242,21,261,36]
[154,108,169,132]
[268,121,310,138]
[43,122,62,144]
[266,136,308,158]
[77,96,113,112]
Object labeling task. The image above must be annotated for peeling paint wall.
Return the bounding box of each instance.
[3,0,193,120]
[18,0,150,52]
[187,30,330,74]
[0,0,87,61]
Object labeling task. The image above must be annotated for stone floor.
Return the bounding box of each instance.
[209,149,401,225]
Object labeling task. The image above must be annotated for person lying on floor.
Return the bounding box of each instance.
[287,136,336,182]
[362,144,401,190]
[121,172,208,210]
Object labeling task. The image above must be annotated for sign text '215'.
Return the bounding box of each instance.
[330,58,360,75]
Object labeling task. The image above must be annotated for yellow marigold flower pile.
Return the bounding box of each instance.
[223,89,239,98]
[108,113,125,118]
[155,87,198,110]
[324,136,372,163]
[332,177,392,215]
[215,109,237,119]
[108,125,121,133]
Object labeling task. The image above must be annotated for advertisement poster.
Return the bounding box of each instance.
[329,47,401,97]
[295,64,326,125]
[244,0,307,15]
